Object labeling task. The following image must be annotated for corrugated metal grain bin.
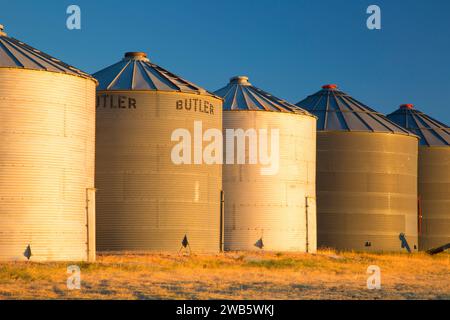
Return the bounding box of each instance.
[296,85,419,252]
[214,76,317,252]
[94,52,223,252]
[387,104,450,251]
[0,25,97,261]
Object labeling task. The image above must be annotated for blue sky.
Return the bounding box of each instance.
[1,0,449,123]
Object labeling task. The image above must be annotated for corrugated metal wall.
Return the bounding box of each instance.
[223,111,317,252]
[419,147,450,250]
[316,132,419,252]
[96,91,223,252]
[0,69,96,261]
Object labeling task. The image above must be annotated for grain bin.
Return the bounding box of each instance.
[387,104,450,251]
[94,52,223,252]
[0,25,97,261]
[296,85,419,252]
[214,76,317,252]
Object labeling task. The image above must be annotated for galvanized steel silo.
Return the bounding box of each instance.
[94,52,223,252]
[0,25,97,261]
[296,85,419,252]
[215,76,317,252]
[387,104,450,251]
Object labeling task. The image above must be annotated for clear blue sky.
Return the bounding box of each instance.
[1,0,449,123]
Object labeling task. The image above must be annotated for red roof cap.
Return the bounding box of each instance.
[322,84,337,89]
[400,104,414,110]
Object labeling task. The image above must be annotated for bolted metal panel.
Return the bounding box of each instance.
[387,105,450,250]
[95,90,223,252]
[315,131,419,252]
[0,68,96,262]
[222,111,317,252]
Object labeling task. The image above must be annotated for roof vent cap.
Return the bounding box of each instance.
[230,76,251,86]
[322,84,338,90]
[124,52,149,62]
[400,104,414,110]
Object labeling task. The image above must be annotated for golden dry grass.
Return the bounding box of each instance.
[0,250,449,300]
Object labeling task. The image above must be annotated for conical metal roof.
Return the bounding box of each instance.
[0,24,93,80]
[93,52,215,96]
[296,84,413,135]
[214,76,311,114]
[387,104,450,147]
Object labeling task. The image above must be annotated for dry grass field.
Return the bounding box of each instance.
[0,250,449,300]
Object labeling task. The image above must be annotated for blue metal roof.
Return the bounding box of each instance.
[214,76,311,114]
[93,52,215,96]
[296,84,413,135]
[0,25,93,80]
[387,104,450,147]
